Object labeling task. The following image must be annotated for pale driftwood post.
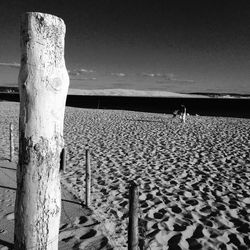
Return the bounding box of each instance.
[128,181,139,250]
[9,123,14,162]
[85,149,91,207]
[14,12,69,250]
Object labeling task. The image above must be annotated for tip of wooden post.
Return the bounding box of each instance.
[23,12,62,19]
[21,12,65,28]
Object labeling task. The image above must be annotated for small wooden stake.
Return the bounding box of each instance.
[128,181,139,250]
[9,123,14,162]
[85,149,91,207]
[60,147,67,173]
[181,105,187,123]
[182,108,186,123]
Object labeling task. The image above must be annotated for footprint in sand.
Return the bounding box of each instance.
[153,211,164,220]
[61,235,74,243]
[186,238,202,249]
[185,199,199,206]
[0,246,9,250]
[168,233,182,250]
[0,229,7,234]
[173,224,187,232]
[60,223,69,231]
[77,235,109,250]
[80,229,97,240]
[242,197,250,204]
[192,224,204,239]
[4,212,14,221]
[171,205,182,214]
[79,216,88,225]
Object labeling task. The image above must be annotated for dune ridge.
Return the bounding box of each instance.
[67,88,208,98]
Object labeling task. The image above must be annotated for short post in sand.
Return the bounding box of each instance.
[60,147,67,173]
[85,149,91,207]
[9,122,14,162]
[128,181,139,250]
[181,105,187,123]
[14,12,69,250]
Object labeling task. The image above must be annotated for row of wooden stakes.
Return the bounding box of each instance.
[61,148,140,249]
[8,122,140,250]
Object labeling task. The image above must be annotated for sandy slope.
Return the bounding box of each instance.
[0,101,249,250]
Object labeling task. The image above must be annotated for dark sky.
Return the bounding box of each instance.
[0,0,250,94]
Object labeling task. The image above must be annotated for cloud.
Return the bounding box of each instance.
[156,79,195,85]
[111,72,127,77]
[79,68,94,73]
[171,79,195,84]
[0,62,20,68]
[142,72,175,80]
[70,77,97,81]
[142,73,157,77]
[68,70,80,76]
[68,68,95,77]
[141,72,195,84]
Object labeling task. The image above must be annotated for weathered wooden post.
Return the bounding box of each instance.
[60,147,67,173]
[181,105,186,123]
[85,149,91,207]
[9,123,14,162]
[128,181,139,250]
[14,12,69,250]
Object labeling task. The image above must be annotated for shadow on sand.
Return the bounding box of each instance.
[0,239,14,249]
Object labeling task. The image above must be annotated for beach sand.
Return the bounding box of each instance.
[0,101,249,249]
[0,160,113,250]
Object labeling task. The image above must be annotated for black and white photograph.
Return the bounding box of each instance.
[0,1,249,249]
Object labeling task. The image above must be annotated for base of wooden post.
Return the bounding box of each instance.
[128,181,139,250]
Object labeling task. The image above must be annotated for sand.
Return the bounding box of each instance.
[0,101,250,249]
[67,88,208,98]
[0,102,113,250]
[0,161,113,250]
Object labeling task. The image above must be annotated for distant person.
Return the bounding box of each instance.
[172,109,180,118]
